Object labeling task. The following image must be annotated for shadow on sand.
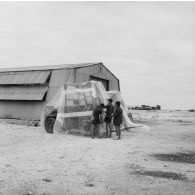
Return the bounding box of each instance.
[134,170,186,180]
[152,151,195,164]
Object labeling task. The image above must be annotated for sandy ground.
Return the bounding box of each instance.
[0,111,195,195]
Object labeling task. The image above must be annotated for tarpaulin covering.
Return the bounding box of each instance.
[107,90,137,129]
[41,81,109,135]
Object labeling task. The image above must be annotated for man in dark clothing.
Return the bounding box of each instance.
[113,101,123,140]
[104,99,114,138]
[91,103,105,139]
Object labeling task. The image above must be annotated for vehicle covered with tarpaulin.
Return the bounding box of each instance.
[41,81,108,135]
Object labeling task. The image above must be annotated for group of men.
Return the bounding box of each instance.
[91,99,123,140]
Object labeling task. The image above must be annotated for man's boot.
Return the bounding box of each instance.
[118,129,121,139]
[108,130,112,138]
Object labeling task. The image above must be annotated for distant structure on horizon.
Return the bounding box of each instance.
[131,105,161,111]
[187,109,195,112]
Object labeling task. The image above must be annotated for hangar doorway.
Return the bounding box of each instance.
[89,76,109,91]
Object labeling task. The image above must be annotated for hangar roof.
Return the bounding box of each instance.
[0,62,119,81]
[0,62,101,72]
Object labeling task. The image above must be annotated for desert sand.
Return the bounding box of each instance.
[0,110,195,195]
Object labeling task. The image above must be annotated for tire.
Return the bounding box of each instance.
[45,117,55,133]
[79,120,92,136]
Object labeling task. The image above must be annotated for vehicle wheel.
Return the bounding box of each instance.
[79,120,92,136]
[45,117,55,133]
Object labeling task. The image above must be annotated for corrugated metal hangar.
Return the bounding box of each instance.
[0,62,120,122]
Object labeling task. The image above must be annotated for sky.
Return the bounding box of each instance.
[0,1,194,110]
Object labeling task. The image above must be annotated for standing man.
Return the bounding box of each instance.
[113,101,123,140]
[91,103,105,139]
[104,99,114,138]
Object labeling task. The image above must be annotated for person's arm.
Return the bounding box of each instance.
[98,109,103,123]
[91,110,95,121]
[114,109,120,118]
[105,105,108,114]
[120,109,123,118]
[111,106,115,117]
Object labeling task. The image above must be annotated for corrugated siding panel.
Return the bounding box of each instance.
[0,86,48,100]
[77,64,99,76]
[48,69,74,87]
[0,71,51,85]
[110,80,119,91]
[91,71,108,80]
[74,71,89,83]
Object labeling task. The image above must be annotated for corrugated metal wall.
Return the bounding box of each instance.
[0,69,75,120]
[0,101,43,120]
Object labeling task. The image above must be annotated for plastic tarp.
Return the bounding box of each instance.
[41,81,109,135]
[107,90,137,129]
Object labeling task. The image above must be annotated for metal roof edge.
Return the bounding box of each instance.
[0,62,102,73]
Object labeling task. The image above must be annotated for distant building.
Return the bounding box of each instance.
[156,105,161,110]
[0,62,120,123]
[131,105,161,110]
